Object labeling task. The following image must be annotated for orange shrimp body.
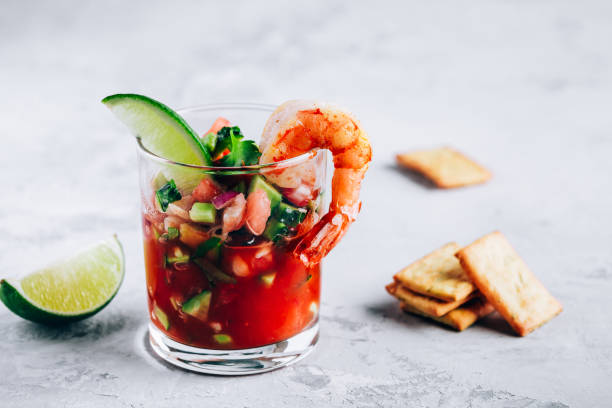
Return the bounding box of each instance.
[260,101,372,267]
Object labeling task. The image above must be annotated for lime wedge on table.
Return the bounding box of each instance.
[0,236,124,325]
[101,93,211,166]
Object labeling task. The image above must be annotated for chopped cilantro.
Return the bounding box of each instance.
[156,179,181,211]
[212,126,262,167]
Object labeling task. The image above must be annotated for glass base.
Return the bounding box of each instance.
[148,322,319,375]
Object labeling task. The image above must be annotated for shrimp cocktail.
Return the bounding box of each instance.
[103,96,371,374]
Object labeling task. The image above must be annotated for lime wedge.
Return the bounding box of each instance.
[102,93,211,166]
[0,235,125,325]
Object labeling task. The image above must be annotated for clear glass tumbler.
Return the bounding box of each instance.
[137,103,326,375]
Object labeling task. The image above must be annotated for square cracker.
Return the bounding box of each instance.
[455,231,563,336]
[386,282,476,317]
[394,242,476,302]
[401,297,494,331]
[396,147,491,188]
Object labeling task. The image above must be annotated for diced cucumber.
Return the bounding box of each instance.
[193,258,237,284]
[181,290,211,321]
[248,175,282,209]
[167,254,190,264]
[201,132,217,154]
[213,334,232,344]
[153,305,170,330]
[275,202,307,227]
[167,246,190,264]
[167,227,179,240]
[263,218,288,242]
[189,202,217,224]
[259,272,276,287]
[161,226,179,241]
[193,237,222,260]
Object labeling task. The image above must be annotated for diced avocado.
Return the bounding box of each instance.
[248,175,282,209]
[153,305,170,330]
[181,290,212,321]
[193,237,222,261]
[259,272,276,287]
[263,218,288,243]
[193,258,237,284]
[167,246,190,264]
[275,202,307,227]
[213,333,232,344]
[189,202,217,224]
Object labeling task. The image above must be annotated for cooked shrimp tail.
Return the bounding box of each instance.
[260,101,372,267]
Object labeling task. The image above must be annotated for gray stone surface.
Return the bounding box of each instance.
[1,1,610,406]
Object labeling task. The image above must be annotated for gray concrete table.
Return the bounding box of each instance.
[1,1,610,406]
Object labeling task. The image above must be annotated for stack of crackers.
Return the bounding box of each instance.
[387,231,562,335]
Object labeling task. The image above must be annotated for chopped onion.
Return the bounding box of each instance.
[211,191,239,210]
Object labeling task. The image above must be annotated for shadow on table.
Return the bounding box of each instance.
[365,300,456,333]
[365,300,517,336]
[9,310,140,342]
[477,312,517,336]
[385,163,437,190]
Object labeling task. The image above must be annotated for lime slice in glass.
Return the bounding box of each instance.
[102,93,212,192]
[0,235,125,325]
[102,93,211,165]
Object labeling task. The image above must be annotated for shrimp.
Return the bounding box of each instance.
[260,100,372,267]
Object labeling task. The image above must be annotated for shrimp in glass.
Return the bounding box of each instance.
[260,100,372,267]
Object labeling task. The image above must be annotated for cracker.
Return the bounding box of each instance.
[394,242,476,302]
[396,147,491,188]
[386,282,476,317]
[455,231,562,336]
[401,297,494,331]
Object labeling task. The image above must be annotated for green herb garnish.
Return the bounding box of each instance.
[212,126,261,167]
[156,179,181,211]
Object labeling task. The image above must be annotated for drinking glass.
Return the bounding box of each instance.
[137,103,326,375]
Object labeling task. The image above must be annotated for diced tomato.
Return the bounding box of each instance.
[213,148,231,162]
[222,194,247,238]
[179,223,210,248]
[205,117,231,135]
[245,189,271,236]
[192,178,222,203]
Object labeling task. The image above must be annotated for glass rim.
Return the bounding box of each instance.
[135,102,320,171]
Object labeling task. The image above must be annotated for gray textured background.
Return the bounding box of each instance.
[1,1,611,407]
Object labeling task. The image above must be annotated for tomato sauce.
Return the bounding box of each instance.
[143,217,321,350]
